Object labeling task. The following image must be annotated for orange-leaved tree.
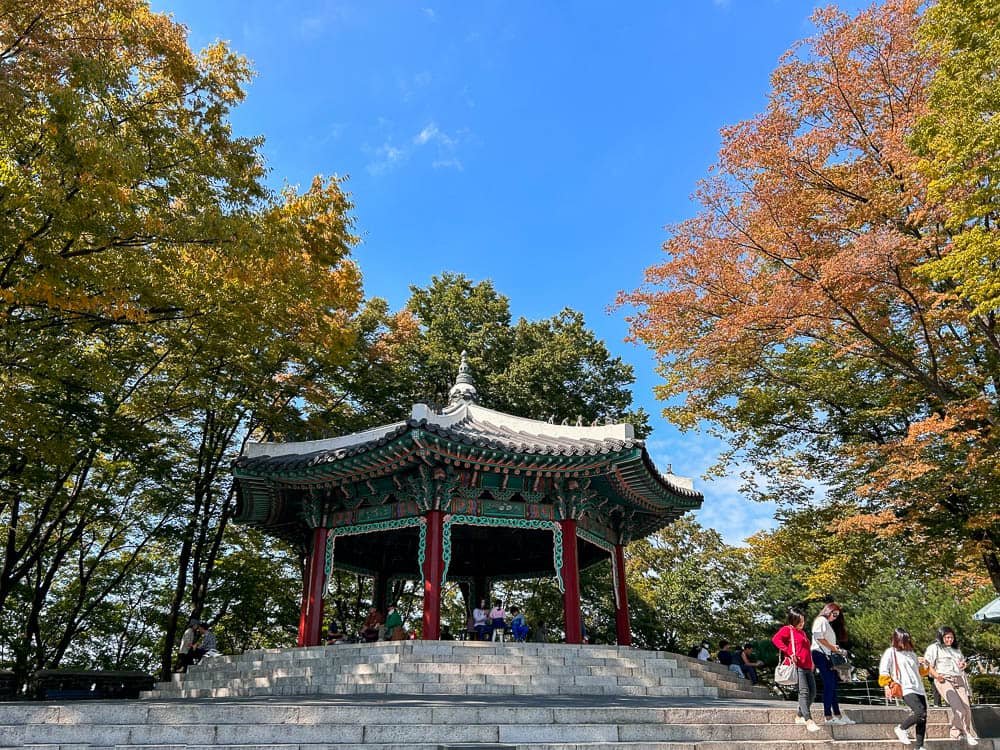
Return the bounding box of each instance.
[620,0,1000,590]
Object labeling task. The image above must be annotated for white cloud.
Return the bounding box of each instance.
[413,122,457,148]
[414,124,439,146]
[648,435,778,546]
[365,122,468,175]
[421,7,436,20]
[366,142,408,175]
[693,474,779,547]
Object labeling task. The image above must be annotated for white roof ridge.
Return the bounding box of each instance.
[662,472,695,491]
[449,403,635,441]
[242,402,638,460]
[242,420,407,459]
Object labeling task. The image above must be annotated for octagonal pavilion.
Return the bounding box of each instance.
[232,354,703,645]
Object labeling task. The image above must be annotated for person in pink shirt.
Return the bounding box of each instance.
[773,607,820,733]
[489,599,508,641]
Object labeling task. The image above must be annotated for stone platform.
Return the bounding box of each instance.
[0,642,993,749]
[1,693,995,749]
[142,642,771,701]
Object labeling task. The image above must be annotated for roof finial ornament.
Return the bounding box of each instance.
[447,350,478,405]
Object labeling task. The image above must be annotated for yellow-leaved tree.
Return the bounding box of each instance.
[0,1,365,678]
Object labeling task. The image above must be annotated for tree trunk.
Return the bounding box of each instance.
[983,548,1000,594]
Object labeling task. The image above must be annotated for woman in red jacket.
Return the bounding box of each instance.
[773,607,820,733]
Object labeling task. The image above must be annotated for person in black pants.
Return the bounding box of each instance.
[810,602,855,725]
[879,627,928,748]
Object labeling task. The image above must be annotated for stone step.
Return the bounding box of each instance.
[184,656,686,672]
[4,743,994,750]
[142,685,722,700]
[163,671,708,688]
[6,700,990,750]
[5,719,983,747]
[154,644,741,701]
[178,663,695,680]
[513,743,992,750]
[1,704,957,726]
[11,702,953,724]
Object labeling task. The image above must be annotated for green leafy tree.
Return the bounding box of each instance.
[625,517,762,651]
[399,273,650,434]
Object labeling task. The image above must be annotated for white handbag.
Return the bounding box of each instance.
[774,626,799,686]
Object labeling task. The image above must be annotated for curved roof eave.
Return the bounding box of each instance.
[233,401,702,506]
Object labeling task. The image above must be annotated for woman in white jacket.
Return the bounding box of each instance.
[879,628,928,748]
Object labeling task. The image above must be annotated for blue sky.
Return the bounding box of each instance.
[154,0,865,545]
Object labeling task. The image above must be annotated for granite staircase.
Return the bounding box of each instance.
[141,642,771,700]
[2,643,993,749]
[1,696,994,749]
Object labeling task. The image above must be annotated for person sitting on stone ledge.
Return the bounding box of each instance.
[510,607,529,642]
[461,611,477,641]
[191,621,219,662]
[325,620,346,644]
[360,607,383,643]
[532,619,547,643]
[489,599,508,641]
[473,599,489,640]
[740,643,765,684]
[385,605,405,640]
[717,640,744,676]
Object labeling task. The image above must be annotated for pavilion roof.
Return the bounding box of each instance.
[237,402,700,499]
[232,354,703,539]
[241,401,686,479]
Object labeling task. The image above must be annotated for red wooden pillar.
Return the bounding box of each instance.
[297,552,312,647]
[422,510,444,640]
[613,543,632,646]
[559,519,582,644]
[304,526,329,646]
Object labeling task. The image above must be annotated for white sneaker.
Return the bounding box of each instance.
[826,717,843,725]
[894,725,912,745]
[795,716,807,725]
[967,736,979,746]
[805,720,820,732]
[835,715,856,725]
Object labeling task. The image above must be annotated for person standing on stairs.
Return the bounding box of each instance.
[924,626,979,746]
[879,627,929,749]
[177,617,198,672]
[773,607,820,733]
[810,602,855,726]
